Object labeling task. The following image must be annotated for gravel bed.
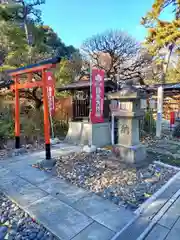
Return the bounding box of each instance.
[142,135,180,166]
[0,193,57,240]
[54,149,178,210]
[0,143,45,160]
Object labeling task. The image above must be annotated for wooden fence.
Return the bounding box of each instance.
[55,96,73,121]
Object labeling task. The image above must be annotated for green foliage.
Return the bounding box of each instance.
[0,1,44,23]
[141,0,180,56]
[21,107,44,137]
[173,123,180,138]
[143,109,156,134]
[0,3,21,22]
[0,121,14,139]
[145,64,180,84]
[55,54,82,86]
[0,104,69,147]
[166,69,180,83]
[0,107,14,141]
[0,20,27,65]
[140,0,180,85]
[0,2,78,69]
[0,1,80,110]
[0,1,79,145]
[53,118,68,138]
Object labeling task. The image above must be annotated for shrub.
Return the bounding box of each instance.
[173,123,180,138]
[52,118,68,139]
[0,107,14,141]
[142,109,156,134]
[0,102,69,148]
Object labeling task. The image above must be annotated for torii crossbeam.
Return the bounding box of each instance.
[6,56,61,160]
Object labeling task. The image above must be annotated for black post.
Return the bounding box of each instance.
[15,136,20,149]
[45,143,51,159]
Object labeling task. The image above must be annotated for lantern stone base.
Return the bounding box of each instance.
[64,121,111,147]
[113,144,146,165]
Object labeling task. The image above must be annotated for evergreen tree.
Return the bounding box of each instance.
[0,1,80,108]
[141,0,180,56]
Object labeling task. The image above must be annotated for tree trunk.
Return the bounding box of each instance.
[35,99,43,110]
[24,21,29,45]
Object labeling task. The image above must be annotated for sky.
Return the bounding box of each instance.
[40,0,174,49]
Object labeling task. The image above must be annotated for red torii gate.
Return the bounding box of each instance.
[7,57,61,160]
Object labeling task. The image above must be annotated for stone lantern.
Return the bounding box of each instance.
[108,86,147,165]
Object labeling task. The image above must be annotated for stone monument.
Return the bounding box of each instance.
[108,85,147,165]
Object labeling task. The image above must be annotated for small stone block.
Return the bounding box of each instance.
[114,144,146,164]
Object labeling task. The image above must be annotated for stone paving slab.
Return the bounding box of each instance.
[165,217,180,240]
[158,196,180,229]
[18,167,53,185]
[92,207,133,232]
[73,194,120,216]
[0,144,81,167]
[72,222,115,240]
[1,160,31,170]
[4,161,53,185]
[145,224,169,240]
[73,194,134,232]
[0,171,48,207]
[0,152,45,166]
[26,195,93,240]
[38,177,89,205]
[0,166,11,177]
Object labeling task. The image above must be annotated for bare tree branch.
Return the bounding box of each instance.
[81,29,151,84]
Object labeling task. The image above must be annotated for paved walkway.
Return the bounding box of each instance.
[0,143,134,240]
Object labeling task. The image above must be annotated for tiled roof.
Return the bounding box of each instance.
[147,83,180,90]
[57,80,90,91]
[57,78,117,91]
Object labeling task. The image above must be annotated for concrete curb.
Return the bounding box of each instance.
[111,166,180,240]
[137,188,180,240]
[154,160,180,171]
